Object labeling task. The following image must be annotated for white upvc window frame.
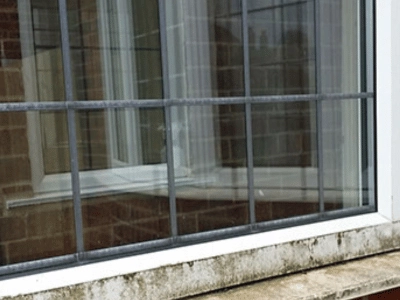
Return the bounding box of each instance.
[376,0,400,221]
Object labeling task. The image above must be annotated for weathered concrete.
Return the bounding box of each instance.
[1,218,400,299]
[190,250,400,300]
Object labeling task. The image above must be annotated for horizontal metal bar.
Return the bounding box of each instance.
[0,254,77,278]
[0,92,374,112]
[0,99,164,112]
[321,205,376,219]
[84,238,174,261]
[0,102,68,112]
[215,0,309,18]
[254,205,375,232]
[176,225,252,244]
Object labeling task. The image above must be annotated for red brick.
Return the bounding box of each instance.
[113,224,155,245]
[10,128,28,154]
[5,70,24,96]
[0,12,18,21]
[176,198,210,213]
[2,184,32,197]
[0,244,7,265]
[255,201,273,222]
[0,216,25,241]
[114,217,170,245]
[7,234,75,264]
[0,1,18,11]
[0,113,9,127]
[8,111,26,126]
[197,203,249,232]
[27,207,74,237]
[178,214,198,235]
[84,227,113,251]
[0,129,11,155]
[82,198,131,228]
[0,156,31,186]
[271,201,318,220]
[82,202,113,227]
[0,71,6,98]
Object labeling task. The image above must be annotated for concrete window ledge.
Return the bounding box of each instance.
[0,214,399,299]
[190,251,400,300]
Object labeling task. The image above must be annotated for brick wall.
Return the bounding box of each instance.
[0,3,33,204]
[0,0,344,268]
[213,2,313,168]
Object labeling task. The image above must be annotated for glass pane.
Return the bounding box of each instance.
[319,0,364,94]
[175,105,249,235]
[248,0,315,95]
[0,111,75,265]
[42,111,72,174]
[67,0,162,101]
[249,1,318,222]
[166,0,244,98]
[76,109,170,251]
[0,0,64,103]
[165,0,247,234]
[252,102,318,222]
[322,98,375,211]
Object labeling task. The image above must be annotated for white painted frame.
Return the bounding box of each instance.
[376,0,400,221]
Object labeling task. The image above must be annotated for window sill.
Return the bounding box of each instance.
[191,249,400,300]
[0,213,392,298]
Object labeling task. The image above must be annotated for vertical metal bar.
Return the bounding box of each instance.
[58,0,85,257]
[314,0,325,213]
[242,0,256,225]
[158,0,178,237]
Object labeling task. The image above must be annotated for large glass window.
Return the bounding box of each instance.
[0,0,374,274]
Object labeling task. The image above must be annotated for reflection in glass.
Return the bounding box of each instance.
[248,0,315,96]
[322,98,375,211]
[166,0,243,99]
[175,105,249,235]
[67,0,165,167]
[0,0,64,103]
[0,111,75,265]
[249,0,373,220]
[165,0,248,234]
[248,1,318,221]
[0,0,375,267]
[67,0,162,101]
[319,0,364,94]
[76,109,170,250]
[252,102,319,221]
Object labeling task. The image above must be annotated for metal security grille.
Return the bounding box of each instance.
[0,0,375,276]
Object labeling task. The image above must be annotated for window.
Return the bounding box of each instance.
[0,0,374,275]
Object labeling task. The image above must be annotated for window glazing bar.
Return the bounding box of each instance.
[0,93,374,112]
[253,205,375,231]
[0,255,77,277]
[177,224,252,244]
[314,0,325,213]
[241,0,256,225]
[85,238,174,261]
[58,0,85,257]
[158,0,178,238]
